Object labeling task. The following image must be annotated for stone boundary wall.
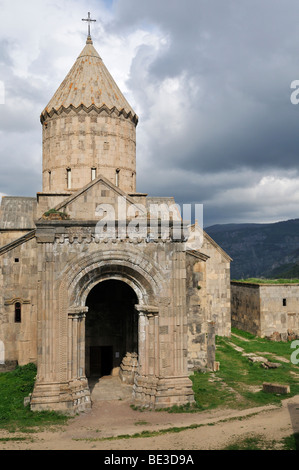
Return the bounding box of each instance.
[259,284,299,340]
[231,281,299,340]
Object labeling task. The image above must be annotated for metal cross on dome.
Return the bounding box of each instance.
[82,12,96,38]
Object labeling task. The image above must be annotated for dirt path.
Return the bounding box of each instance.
[0,392,298,451]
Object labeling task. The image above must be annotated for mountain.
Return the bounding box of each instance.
[205,218,299,279]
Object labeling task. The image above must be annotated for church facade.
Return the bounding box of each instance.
[0,34,231,414]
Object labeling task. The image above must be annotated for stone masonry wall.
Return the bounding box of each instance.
[260,284,299,339]
[186,252,209,371]
[231,282,299,339]
[231,282,261,336]
[201,233,231,337]
[42,110,136,194]
[0,237,38,366]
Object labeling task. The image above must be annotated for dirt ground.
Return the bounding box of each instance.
[0,382,298,451]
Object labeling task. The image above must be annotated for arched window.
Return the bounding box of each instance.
[15,303,21,323]
[116,169,120,187]
[67,168,72,189]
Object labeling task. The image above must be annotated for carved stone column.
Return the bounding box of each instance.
[133,303,194,409]
[31,306,91,415]
[67,306,91,412]
[133,305,159,407]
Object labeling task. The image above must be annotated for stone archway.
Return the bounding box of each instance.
[85,279,139,383]
[63,254,162,412]
[32,247,190,415]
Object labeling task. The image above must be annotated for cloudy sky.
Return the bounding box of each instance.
[1,0,299,227]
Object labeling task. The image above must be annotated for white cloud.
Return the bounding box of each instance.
[206,172,299,224]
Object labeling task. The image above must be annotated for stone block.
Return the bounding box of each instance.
[262,362,282,369]
[248,355,268,363]
[262,383,290,394]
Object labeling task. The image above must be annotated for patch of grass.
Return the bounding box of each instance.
[233,278,299,284]
[0,363,69,432]
[231,327,257,340]
[223,432,299,450]
[0,437,29,442]
[280,432,299,450]
[230,328,296,360]
[190,371,236,411]
[181,329,299,413]
[215,335,299,408]
[74,413,261,443]
[223,434,277,450]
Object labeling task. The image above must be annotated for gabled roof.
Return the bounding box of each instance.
[0,230,35,256]
[39,173,147,221]
[41,38,138,124]
[0,197,37,230]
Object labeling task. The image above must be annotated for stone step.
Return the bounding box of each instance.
[89,376,133,402]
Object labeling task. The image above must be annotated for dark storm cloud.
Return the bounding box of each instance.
[108,0,299,224]
[114,0,299,168]
[1,0,299,225]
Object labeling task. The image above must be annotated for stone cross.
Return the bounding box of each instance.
[82,12,96,38]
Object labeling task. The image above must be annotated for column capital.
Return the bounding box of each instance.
[68,306,89,318]
[135,305,159,317]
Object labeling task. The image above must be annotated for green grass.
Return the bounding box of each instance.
[231,327,295,358]
[0,363,69,432]
[232,278,299,284]
[215,340,298,408]
[223,432,299,450]
[169,328,299,414]
[223,434,276,450]
[280,432,299,450]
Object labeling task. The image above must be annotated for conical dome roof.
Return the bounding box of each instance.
[41,38,138,124]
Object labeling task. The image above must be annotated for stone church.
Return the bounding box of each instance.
[0,30,231,414]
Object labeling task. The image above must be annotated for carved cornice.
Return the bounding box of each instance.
[68,306,89,316]
[135,305,159,316]
[40,103,138,126]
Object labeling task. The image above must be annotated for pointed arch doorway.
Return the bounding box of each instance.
[85,279,139,381]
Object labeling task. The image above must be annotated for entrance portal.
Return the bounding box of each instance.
[85,280,138,378]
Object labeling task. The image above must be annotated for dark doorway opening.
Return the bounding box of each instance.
[85,280,138,378]
[90,346,113,377]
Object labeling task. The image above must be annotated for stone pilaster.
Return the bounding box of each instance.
[31,304,91,415]
[133,303,194,409]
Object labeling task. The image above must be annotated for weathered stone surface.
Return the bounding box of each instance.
[119,352,138,385]
[248,356,268,363]
[263,382,290,394]
[262,362,282,369]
